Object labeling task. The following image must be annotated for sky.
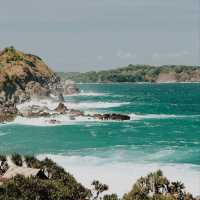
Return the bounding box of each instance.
[0,0,199,72]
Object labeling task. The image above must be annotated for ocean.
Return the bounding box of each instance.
[0,83,200,196]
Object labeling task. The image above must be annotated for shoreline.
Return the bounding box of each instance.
[76,81,200,84]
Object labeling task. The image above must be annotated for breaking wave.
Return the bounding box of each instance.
[37,154,200,197]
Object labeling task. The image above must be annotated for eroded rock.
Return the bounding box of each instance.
[0,102,18,123]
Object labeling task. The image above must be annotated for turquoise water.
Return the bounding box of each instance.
[0,83,200,195]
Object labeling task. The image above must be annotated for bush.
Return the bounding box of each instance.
[0,154,6,162]
[11,153,23,166]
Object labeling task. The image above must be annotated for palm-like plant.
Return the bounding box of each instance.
[92,180,109,200]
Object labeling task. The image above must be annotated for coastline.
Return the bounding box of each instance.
[76,81,200,84]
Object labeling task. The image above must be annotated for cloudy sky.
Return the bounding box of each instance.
[0,0,199,71]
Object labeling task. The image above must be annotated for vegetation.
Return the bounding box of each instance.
[0,154,197,200]
[123,170,195,200]
[58,64,200,83]
[11,153,23,166]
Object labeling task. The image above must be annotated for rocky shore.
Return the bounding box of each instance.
[0,47,130,123]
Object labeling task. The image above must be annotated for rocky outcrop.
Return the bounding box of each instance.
[54,103,68,114]
[93,113,130,121]
[0,47,63,104]
[0,102,18,123]
[19,105,51,117]
[17,102,130,122]
[63,80,79,95]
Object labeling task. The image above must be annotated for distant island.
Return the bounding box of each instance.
[58,64,200,83]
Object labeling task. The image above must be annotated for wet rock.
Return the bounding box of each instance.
[19,105,51,117]
[46,119,61,124]
[93,113,130,121]
[54,103,68,114]
[68,109,84,116]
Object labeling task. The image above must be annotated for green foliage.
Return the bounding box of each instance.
[0,155,196,200]
[58,65,200,83]
[0,46,24,64]
[122,170,193,200]
[0,155,91,200]
[0,175,90,200]
[0,154,6,162]
[11,153,23,166]
[103,194,119,200]
[92,180,109,200]
[24,155,41,168]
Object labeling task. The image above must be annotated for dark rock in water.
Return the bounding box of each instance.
[47,119,61,124]
[93,113,130,121]
[0,102,18,123]
[54,103,68,114]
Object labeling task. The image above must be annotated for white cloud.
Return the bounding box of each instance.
[117,50,136,59]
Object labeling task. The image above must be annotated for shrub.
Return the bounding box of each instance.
[11,153,23,166]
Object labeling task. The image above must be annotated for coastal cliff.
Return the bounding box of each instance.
[0,46,62,104]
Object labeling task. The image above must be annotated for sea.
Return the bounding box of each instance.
[0,83,200,196]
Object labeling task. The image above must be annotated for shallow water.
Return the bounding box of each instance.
[0,83,200,196]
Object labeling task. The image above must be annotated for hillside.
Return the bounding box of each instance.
[0,46,61,104]
[58,64,200,83]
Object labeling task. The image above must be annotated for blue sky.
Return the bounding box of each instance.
[0,0,199,71]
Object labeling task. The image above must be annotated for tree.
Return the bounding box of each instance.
[92,180,109,200]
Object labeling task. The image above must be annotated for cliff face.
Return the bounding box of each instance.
[0,47,62,104]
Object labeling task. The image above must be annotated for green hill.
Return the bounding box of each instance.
[58,64,200,83]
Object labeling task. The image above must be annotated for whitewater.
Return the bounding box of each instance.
[0,83,200,197]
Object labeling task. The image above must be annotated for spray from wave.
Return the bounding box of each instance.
[37,154,200,197]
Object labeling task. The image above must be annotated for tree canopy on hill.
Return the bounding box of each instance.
[58,64,200,83]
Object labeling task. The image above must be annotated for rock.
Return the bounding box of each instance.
[0,102,18,123]
[54,103,68,114]
[93,113,130,121]
[46,119,61,124]
[19,105,51,117]
[0,47,62,104]
[68,109,84,116]
[25,81,50,99]
[63,80,79,95]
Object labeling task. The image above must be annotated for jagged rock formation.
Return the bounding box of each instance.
[0,102,18,123]
[0,46,63,104]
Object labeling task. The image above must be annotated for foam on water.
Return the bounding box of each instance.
[129,113,200,120]
[38,154,200,197]
[12,115,101,126]
[17,99,130,111]
[65,91,109,96]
